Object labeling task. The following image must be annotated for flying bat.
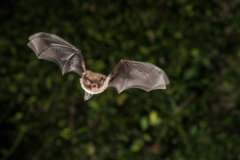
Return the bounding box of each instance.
[27,32,169,101]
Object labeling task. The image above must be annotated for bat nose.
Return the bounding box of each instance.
[91,83,98,91]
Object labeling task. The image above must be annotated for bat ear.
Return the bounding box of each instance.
[84,92,93,101]
[100,76,104,82]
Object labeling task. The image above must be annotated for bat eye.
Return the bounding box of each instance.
[85,79,91,85]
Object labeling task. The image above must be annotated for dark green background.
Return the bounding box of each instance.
[1,0,240,159]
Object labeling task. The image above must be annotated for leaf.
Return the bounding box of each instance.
[130,139,144,152]
[149,110,162,126]
[140,116,149,130]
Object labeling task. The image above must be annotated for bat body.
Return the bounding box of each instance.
[28,32,169,100]
[80,71,110,94]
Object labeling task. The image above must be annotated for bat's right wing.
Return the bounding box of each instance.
[27,32,86,77]
[107,60,169,94]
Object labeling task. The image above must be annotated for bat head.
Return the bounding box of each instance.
[82,70,107,93]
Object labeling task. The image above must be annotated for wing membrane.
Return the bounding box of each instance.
[108,60,169,93]
[28,32,85,77]
[29,32,76,49]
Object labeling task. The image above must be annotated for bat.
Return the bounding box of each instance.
[27,32,169,101]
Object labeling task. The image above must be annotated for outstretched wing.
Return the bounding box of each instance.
[108,60,169,94]
[27,32,86,77]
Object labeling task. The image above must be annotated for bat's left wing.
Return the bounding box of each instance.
[27,32,86,77]
[107,60,169,94]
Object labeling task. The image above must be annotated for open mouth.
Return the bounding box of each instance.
[91,84,98,91]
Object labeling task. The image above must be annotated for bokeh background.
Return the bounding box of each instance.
[1,0,240,159]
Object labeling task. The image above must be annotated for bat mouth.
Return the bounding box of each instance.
[91,84,98,91]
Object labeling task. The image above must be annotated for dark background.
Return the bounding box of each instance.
[1,0,240,159]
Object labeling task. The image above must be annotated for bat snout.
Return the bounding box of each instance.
[91,83,98,91]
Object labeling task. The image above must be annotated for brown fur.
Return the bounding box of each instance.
[83,70,107,90]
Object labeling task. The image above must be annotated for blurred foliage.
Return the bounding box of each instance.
[1,0,240,159]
